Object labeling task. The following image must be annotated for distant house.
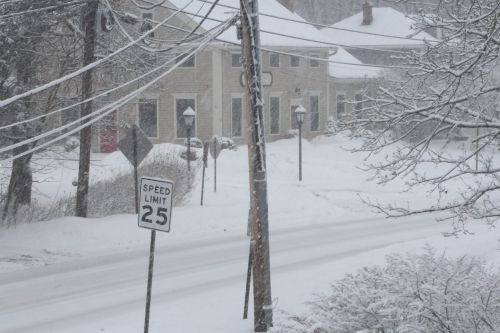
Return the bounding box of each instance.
[327,47,380,121]
[318,4,439,121]
[320,4,437,65]
[92,0,334,152]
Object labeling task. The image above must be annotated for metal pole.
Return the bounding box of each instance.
[201,162,206,205]
[243,242,253,319]
[144,230,156,333]
[187,127,191,172]
[201,143,208,206]
[299,123,302,182]
[133,127,139,214]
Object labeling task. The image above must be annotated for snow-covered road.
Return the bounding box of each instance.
[2,136,498,332]
[0,215,448,333]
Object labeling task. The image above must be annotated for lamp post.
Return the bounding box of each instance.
[183,107,195,171]
[295,105,306,181]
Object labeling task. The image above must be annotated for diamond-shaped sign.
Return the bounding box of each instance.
[209,136,222,159]
[118,125,153,167]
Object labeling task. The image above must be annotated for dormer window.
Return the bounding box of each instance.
[232,53,242,67]
[270,53,280,68]
[310,54,320,68]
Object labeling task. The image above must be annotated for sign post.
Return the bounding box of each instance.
[209,136,222,193]
[200,141,209,206]
[138,177,174,333]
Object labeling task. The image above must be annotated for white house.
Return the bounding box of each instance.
[93,0,335,152]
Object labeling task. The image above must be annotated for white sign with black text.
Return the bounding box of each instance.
[138,177,174,232]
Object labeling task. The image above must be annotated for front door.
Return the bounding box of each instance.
[99,111,118,153]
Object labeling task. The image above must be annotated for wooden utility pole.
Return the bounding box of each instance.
[240,0,273,331]
[76,0,99,217]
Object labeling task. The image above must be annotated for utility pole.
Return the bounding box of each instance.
[240,0,273,331]
[76,0,99,217]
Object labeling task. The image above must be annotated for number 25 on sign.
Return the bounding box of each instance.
[138,177,174,232]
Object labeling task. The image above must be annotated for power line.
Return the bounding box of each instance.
[0,0,87,19]
[147,10,417,71]
[0,18,234,131]
[141,0,427,54]
[0,0,49,5]
[105,0,200,53]
[197,0,434,43]
[183,0,219,40]
[0,52,186,155]
[0,1,193,110]
[262,48,415,70]
[1,15,237,162]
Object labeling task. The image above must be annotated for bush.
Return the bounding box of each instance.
[183,137,203,148]
[272,247,500,333]
[0,151,196,225]
[218,137,236,150]
[63,152,195,218]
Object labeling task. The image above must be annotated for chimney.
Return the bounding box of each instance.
[362,1,373,25]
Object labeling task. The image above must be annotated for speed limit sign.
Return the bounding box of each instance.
[138,177,174,232]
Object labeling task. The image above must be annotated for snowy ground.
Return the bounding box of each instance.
[1,135,499,333]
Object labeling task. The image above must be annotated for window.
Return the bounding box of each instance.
[176,54,195,67]
[290,55,300,67]
[141,13,154,38]
[291,105,299,130]
[176,98,195,138]
[138,99,158,138]
[355,94,363,112]
[270,96,280,134]
[310,95,319,131]
[232,53,242,68]
[231,97,243,137]
[310,54,320,68]
[336,94,345,119]
[270,53,280,67]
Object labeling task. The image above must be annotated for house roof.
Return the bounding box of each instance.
[166,0,333,48]
[321,7,437,48]
[329,47,380,79]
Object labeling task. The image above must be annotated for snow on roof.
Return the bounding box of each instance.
[321,7,437,48]
[166,0,333,48]
[329,47,380,79]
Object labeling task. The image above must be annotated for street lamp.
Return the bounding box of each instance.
[183,107,196,171]
[295,105,306,181]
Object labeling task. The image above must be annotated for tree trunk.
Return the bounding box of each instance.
[2,144,33,221]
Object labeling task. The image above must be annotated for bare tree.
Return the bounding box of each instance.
[340,0,500,231]
[0,1,83,221]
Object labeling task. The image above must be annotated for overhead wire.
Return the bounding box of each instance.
[140,0,430,54]
[0,0,87,19]
[197,0,435,43]
[0,14,237,162]
[104,0,200,53]
[0,18,232,131]
[148,13,418,71]
[0,0,50,5]
[0,0,194,110]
